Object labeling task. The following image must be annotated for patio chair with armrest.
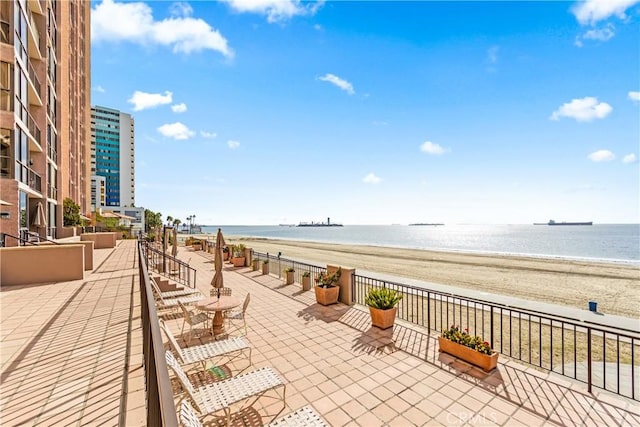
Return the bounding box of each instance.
[166,351,286,426]
[178,301,210,342]
[160,320,251,370]
[150,282,203,313]
[224,293,250,336]
[209,287,233,297]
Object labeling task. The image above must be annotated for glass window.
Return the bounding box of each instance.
[19,191,27,229]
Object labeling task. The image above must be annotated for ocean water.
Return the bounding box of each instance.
[200,224,640,264]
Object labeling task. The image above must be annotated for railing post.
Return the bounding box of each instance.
[427,292,431,332]
[587,327,592,393]
[490,305,494,349]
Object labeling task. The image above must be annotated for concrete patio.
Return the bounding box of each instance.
[1,240,639,426]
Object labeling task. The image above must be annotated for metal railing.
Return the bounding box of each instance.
[252,251,327,283]
[0,232,37,247]
[248,249,639,400]
[141,240,197,288]
[27,59,41,99]
[0,19,9,44]
[0,155,12,178]
[137,239,179,426]
[15,161,42,193]
[353,274,639,400]
[21,229,58,244]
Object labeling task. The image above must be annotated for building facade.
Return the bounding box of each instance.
[90,106,135,208]
[0,0,91,245]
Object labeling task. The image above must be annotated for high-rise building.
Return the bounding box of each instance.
[90,106,135,208]
[0,0,91,246]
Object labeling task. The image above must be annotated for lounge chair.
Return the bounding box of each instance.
[150,280,203,312]
[179,401,327,427]
[151,276,201,298]
[160,320,251,370]
[166,351,286,426]
[268,405,329,426]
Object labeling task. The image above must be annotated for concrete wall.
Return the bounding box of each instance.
[80,232,117,248]
[0,245,85,285]
[327,264,355,305]
[39,240,94,270]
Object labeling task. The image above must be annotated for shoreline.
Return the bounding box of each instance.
[186,234,640,319]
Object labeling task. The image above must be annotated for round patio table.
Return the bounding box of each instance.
[196,295,241,336]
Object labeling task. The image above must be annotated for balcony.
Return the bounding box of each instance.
[0,155,12,177]
[27,13,44,60]
[17,105,43,152]
[0,240,636,426]
[27,60,43,106]
[47,183,57,200]
[0,18,9,44]
[16,160,42,194]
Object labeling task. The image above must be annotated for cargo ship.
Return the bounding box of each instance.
[534,220,593,226]
[298,217,343,227]
[409,223,444,226]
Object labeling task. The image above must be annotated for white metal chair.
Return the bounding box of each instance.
[224,293,250,336]
[160,320,251,370]
[166,351,286,426]
[178,301,210,342]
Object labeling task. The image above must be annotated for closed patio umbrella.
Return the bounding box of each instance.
[163,228,169,253]
[172,226,178,257]
[211,228,226,290]
[32,202,47,228]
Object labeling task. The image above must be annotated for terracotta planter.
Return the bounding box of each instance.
[438,336,499,372]
[369,306,397,329]
[301,276,311,291]
[262,263,269,275]
[314,286,339,306]
[285,271,294,285]
[231,257,245,267]
[192,244,201,251]
[252,259,259,271]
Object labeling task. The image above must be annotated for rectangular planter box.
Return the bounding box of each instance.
[438,336,498,372]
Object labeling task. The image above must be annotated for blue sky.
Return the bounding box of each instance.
[90,0,639,225]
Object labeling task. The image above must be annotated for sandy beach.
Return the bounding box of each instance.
[206,236,640,319]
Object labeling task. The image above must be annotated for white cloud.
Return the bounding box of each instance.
[227,140,240,149]
[583,25,616,41]
[200,131,217,138]
[623,153,638,163]
[628,91,640,102]
[318,73,355,95]
[420,141,447,155]
[171,103,187,113]
[487,46,499,64]
[92,0,233,56]
[571,0,640,25]
[93,85,106,93]
[222,0,322,23]
[128,90,173,111]
[588,149,616,162]
[169,2,193,17]
[550,97,612,122]
[157,122,195,140]
[362,173,382,184]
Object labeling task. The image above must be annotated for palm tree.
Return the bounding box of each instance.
[173,218,181,229]
[166,215,174,226]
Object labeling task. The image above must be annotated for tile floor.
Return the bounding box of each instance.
[1,240,639,426]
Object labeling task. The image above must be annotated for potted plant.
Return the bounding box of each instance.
[284,267,295,285]
[301,271,312,291]
[314,267,341,306]
[365,287,402,329]
[223,245,230,261]
[191,239,202,251]
[438,325,499,372]
[231,243,246,267]
[252,258,260,271]
[262,259,269,275]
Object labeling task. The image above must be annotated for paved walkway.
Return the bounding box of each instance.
[1,240,639,426]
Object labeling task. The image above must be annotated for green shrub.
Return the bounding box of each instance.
[365,288,402,310]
